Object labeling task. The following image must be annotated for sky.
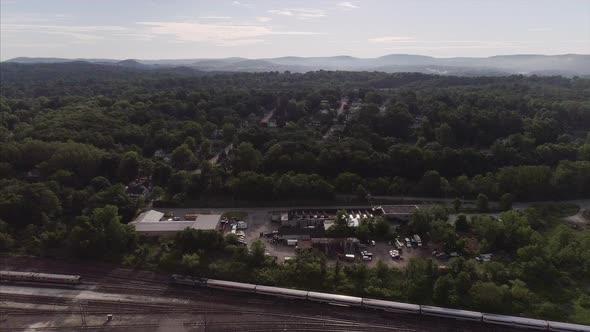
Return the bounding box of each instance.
[1,0,589,60]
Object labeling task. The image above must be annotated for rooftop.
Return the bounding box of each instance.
[134,210,164,223]
[378,205,419,215]
[193,214,223,230]
[131,210,221,233]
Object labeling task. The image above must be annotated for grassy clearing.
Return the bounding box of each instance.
[528,203,580,218]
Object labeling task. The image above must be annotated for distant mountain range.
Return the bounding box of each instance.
[5,54,590,76]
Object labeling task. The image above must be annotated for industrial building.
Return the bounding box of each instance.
[130,210,221,237]
[277,219,325,240]
[375,205,419,222]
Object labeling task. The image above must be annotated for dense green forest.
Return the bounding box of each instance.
[1,64,589,323]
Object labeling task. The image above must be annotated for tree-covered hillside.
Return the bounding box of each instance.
[1,65,589,324]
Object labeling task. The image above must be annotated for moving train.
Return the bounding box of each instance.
[0,270,81,285]
[171,274,590,332]
[2,270,587,332]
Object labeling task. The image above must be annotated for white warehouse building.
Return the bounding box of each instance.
[130,210,221,237]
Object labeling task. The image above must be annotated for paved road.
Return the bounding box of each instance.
[170,197,590,217]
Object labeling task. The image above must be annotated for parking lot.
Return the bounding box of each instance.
[218,210,302,262]
[160,207,435,266]
[362,241,432,268]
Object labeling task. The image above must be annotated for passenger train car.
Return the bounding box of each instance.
[5,270,586,332]
[206,279,257,293]
[421,305,482,321]
[0,270,81,285]
[170,274,207,287]
[307,291,362,306]
[169,274,590,332]
[361,298,420,314]
[255,285,307,300]
[483,313,549,330]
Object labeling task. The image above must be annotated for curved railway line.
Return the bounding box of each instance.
[1,256,581,332]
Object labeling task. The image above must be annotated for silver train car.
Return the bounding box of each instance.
[307,291,362,306]
[362,298,420,314]
[170,274,207,287]
[0,270,81,285]
[483,313,548,330]
[255,285,308,299]
[206,279,256,293]
[547,321,590,332]
[171,275,589,331]
[420,305,482,322]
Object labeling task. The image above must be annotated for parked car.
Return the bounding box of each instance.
[362,256,372,261]
[476,253,493,262]
[413,235,423,247]
[361,250,373,257]
[405,238,412,248]
[370,240,376,246]
[389,250,400,259]
[395,239,404,249]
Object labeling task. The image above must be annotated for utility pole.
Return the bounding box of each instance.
[79,304,87,330]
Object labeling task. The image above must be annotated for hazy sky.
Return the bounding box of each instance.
[1,0,589,60]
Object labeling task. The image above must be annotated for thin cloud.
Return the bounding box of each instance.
[337,2,359,9]
[268,8,326,20]
[527,27,553,32]
[217,39,265,47]
[256,16,272,23]
[369,36,414,43]
[137,21,322,46]
[383,41,525,50]
[232,1,253,8]
[1,13,73,24]
[1,23,133,42]
[199,16,232,20]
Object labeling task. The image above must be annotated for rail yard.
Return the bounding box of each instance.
[1,256,576,332]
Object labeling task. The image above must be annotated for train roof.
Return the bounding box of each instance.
[206,279,256,290]
[482,313,548,327]
[362,298,420,311]
[33,273,81,281]
[547,320,590,332]
[307,291,363,304]
[0,270,35,277]
[255,285,308,298]
[421,305,482,319]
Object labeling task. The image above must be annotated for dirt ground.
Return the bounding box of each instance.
[564,209,590,226]
[363,242,433,268]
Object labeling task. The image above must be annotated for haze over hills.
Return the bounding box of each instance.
[5,54,590,77]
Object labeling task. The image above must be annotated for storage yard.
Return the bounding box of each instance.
[155,205,433,266]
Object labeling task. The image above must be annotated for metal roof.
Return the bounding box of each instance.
[133,210,164,223]
[130,211,222,233]
[193,214,222,230]
[379,205,419,215]
[132,221,195,232]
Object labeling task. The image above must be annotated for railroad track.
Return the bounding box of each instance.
[0,293,73,306]
[0,294,422,331]
[1,320,421,332]
[0,256,529,332]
